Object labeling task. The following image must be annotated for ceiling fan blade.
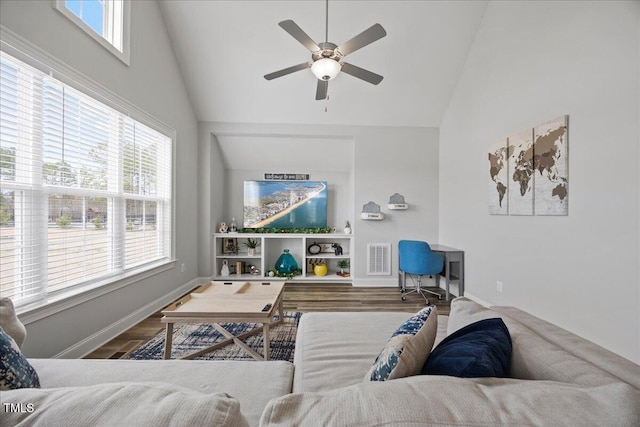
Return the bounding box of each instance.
[279,20,321,52]
[315,79,328,100]
[264,62,311,80]
[341,62,384,85]
[337,23,386,56]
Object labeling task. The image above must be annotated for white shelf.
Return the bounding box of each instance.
[218,273,267,280]
[304,273,351,281]
[215,254,261,259]
[213,233,352,282]
[305,254,350,259]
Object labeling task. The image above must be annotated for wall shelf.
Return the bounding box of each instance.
[360,212,385,220]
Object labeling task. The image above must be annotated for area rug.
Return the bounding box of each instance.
[126,312,302,362]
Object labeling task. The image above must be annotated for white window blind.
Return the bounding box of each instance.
[0,51,172,306]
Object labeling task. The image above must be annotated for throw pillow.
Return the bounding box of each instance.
[421,317,511,378]
[0,326,40,390]
[365,305,438,381]
[0,297,27,349]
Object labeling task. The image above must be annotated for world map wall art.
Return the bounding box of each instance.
[488,115,568,216]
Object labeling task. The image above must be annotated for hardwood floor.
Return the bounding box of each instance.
[84,282,451,359]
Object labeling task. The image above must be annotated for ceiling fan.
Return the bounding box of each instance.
[264,0,387,100]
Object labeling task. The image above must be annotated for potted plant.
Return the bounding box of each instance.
[313,261,328,277]
[344,220,351,234]
[337,259,350,276]
[243,237,260,256]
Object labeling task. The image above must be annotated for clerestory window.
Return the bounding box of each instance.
[0,49,173,307]
[54,0,130,65]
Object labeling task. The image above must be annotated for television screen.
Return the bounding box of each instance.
[243,180,327,229]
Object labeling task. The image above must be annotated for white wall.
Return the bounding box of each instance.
[0,0,199,357]
[353,126,440,282]
[198,122,439,284]
[439,0,640,362]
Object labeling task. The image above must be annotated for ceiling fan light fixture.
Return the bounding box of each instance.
[311,58,341,81]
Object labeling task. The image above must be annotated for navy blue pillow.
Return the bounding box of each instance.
[421,317,512,378]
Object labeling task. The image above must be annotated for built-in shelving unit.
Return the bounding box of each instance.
[212,233,353,282]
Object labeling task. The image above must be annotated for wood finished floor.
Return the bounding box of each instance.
[84,282,451,359]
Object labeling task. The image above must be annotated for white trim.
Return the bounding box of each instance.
[53,277,205,359]
[17,260,176,324]
[52,0,131,66]
[170,128,177,260]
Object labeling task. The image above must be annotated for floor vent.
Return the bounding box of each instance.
[367,243,391,275]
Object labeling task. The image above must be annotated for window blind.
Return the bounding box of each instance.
[0,51,172,306]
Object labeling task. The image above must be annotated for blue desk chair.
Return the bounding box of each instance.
[398,240,444,304]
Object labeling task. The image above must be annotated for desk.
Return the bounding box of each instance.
[431,244,464,300]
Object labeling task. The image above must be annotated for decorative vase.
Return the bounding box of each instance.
[248,248,256,256]
[314,263,328,276]
[275,249,298,274]
[220,260,230,277]
[344,226,351,234]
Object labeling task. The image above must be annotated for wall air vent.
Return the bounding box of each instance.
[367,243,391,275]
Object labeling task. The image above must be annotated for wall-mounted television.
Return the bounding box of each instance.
[243,180,327,229]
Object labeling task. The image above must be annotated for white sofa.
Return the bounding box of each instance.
[3,297,640,426]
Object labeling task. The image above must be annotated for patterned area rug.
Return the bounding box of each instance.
[126,312,302,362]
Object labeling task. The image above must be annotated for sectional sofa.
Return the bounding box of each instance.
[2,297,639,426]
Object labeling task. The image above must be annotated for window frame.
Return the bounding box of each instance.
[0,27,176,321]
[53,0,131,66]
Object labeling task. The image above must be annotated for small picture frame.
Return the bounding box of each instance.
[320,243,334,253]
[222,238,238,254]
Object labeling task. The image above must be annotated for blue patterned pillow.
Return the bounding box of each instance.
[421,317,511,378]
[365,305,438,381]
[0,326,40,390]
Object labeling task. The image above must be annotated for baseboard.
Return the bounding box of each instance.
[54,277,206,359]
[462,292,492,308]
[352,277,398,287]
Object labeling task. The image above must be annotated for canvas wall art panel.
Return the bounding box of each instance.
[488,138,509,215]
[488,115,569,217]
[533,115,568,215]
[507,128,534,215]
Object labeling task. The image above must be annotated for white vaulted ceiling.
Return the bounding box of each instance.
[159,0,487,128]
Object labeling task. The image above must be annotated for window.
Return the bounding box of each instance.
[0,51,172,307]
[54,0,130,65]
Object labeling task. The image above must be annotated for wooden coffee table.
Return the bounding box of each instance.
[161,281,285,361]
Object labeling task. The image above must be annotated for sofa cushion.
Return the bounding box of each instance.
[260,375,640,427]
[447,297,625,387]
[0,327,40,391]
[28,358,292,427]
[365,305,437,381]
[492,305,640,390]
[447,296,501,335]
[422,317,511,378]
[2,382,249,427]
[292,312,449,393]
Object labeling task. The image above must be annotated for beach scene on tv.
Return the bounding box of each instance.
[243,181,327,229]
